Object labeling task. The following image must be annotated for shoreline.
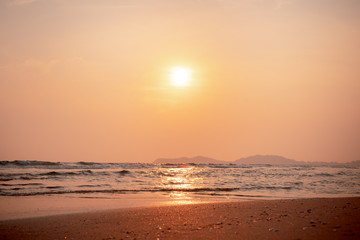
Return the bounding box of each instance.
[1,197,359,239]
[0,193,234,221]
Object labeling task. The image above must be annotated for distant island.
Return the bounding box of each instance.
[234,155,298,165]
[153,155,360,166]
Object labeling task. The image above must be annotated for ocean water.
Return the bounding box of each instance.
[1,160,359,200]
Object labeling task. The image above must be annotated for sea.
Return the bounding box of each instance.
[1,160,359,220]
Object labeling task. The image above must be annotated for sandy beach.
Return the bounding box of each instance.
[0,197,359,240]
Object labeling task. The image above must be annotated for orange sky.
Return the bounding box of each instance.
[1,0,359,163]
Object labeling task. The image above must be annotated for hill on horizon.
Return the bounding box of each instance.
[153,155,358,165]
[234,155,298,165]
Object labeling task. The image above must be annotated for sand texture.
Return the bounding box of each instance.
[0,197,359,240]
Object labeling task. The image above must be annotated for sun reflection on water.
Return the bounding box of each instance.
[159,165,202,204]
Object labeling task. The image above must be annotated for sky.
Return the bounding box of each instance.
[1,0,359,163]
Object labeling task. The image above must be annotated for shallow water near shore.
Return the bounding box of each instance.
[0,193,219,220]
[1,160,359,220]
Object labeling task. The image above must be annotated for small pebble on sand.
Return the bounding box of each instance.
[269,228,279,232]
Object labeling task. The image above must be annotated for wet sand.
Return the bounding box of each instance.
[0,197,359,240]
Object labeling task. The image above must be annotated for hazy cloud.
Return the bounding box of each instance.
[8,0,41,6]
[276,0,297,9]
[249,0,298,9]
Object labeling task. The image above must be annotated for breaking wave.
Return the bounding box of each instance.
[0,160,359,200]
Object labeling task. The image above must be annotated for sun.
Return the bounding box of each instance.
[170,67,192,87]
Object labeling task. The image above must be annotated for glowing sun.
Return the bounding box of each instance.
[170,67,192,87]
